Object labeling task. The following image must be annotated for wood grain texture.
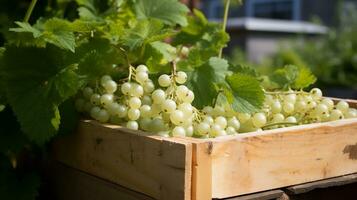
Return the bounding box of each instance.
[192,142,213,200]
[50,161,154,200]
[53,120,192,200]
[208,118,357,198]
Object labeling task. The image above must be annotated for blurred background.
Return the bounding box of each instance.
[183,0,357,98]
[1,0,356,98]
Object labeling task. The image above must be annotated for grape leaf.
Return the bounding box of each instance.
[76,0,97,11]
[9,22,42,38]
[1,46,83,144]
[225,73,264,113]
[70,19,104,33]
[186,57,229,108]
[42,18,76,52]
[78,7,100,21]
[177,47,208,70]
[292,66,317,89]
[173,9,208,45]
[270,65,316,90]
[121,20,172,51]
[144,41,175,73]
[133,0,189,26]
[74,38,124,79]
[229,64,259,77]
[10,19,76,52]
[173,9,229,50]
[174,10,229,70]
[149,41,176,62]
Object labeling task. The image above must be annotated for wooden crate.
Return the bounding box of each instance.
[53,99,357,200]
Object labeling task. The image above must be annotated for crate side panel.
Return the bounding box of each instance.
[53,121,192,200]
[211,119,357,198]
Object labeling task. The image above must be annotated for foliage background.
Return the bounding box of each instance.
[228,4,357,92]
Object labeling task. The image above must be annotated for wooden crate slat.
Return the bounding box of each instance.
[208,118,357,198]
[192,142,213,200]
[53,120,192,200]
[50,161,155,200]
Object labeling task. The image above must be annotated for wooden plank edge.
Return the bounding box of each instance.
[219,189,285,200]
[191,141,213,200]
[285,173,357,195]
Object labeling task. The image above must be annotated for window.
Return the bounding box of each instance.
[247,0,301,20]
[199,0,301,20]
[199,0,223,19]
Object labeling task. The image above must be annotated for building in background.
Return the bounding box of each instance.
[193,0,356,63]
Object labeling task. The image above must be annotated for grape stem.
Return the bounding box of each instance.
[212,89,224,107]
[128,66,134,82]
[116,46,134,81]
[262,122,299,129]
[218,0,231,58]
[24,0,38,22]
[171,61,177,83]
[264,90,308,95]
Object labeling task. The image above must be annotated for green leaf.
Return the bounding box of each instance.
[74,38,123,79]
[270,65,316,90]
[121,20,172,51]
[173,9,208,44]
[229,64,259,77]
[174,10,229,70]
[270,65,298,89]
[133,0,189,26]
[9,19,76,52]
[76,0,96,11]
[43,18,76,52]
[226,73,264,113]
[186,57,229,108]
[70,19,104,33]
[78,7,100,21]
[1,46,83,144]
[9,22,42,38]
[292,66,317,89]
[173,9,229,50]
[45,64,85,104]
[149,41,176,62]
[144,41,175,73]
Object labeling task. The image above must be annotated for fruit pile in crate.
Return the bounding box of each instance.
[75,64,357,138]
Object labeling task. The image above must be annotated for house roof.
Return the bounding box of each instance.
[212,17,328,34]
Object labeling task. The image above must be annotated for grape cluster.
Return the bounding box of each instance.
[75,65,357,138]
[262,88,357,129]
[194,106,241,137]
[75,64,199,137]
